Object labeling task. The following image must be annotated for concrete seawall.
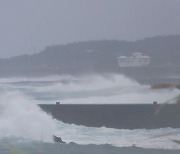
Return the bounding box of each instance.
[38,104,180,129]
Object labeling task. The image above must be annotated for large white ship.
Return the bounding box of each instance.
[117,52,151,67]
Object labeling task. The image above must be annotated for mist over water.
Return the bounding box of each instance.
[0,74,178,104]
[0,74,179,149]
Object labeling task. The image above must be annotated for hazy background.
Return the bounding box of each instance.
[0,0,180,58]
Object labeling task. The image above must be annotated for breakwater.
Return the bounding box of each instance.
[39,103,180,129]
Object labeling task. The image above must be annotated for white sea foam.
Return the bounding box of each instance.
[0,74,179,149]
[55,121,180,149]
[0,74,179,104]
[0,91,57,142]
[24,74,179,104]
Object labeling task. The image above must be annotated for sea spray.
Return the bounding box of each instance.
[0,74,179,104]
[0,91,57,142]
[0,74,179,149]
[30,74,180,104]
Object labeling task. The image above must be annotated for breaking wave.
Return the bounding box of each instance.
[0,74,179,149]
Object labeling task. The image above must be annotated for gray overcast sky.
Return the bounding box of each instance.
[0,0,180,58]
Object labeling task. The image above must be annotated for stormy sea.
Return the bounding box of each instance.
[0,74,180,154]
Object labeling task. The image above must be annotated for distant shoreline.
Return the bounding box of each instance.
[0,35,179,85]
